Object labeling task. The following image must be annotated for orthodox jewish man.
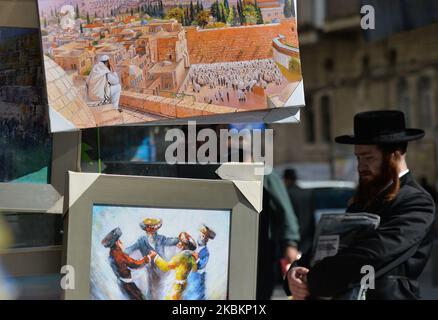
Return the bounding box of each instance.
[287,110,436,299]
[102,227,152,300]
[184,224,216,300]
[125,218,179,300]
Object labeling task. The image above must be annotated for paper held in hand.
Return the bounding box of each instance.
[310,213,381,267]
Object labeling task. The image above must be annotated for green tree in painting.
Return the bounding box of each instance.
[219,2,228,23]
[226,5,234,25]
[196,10,210,28]
[243,4,257,25]
[190,1,196,21]
[184,6,191,26]
[165,7,185,24]
[148,4,154,17]
[159,0,164,17]
[237,0,245,24]
[254,0,263,24]
[86,12,90,24]
[224,0,230,11]
[217,3,223,22]
[75,4,80,19]
[232,5,240,25]
[284,0,292,18]
[211,0,219,20]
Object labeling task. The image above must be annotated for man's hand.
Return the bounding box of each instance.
[192,252,199,261]
[284,245,301,263]
[148,250,157,261]
[287,267,310,300]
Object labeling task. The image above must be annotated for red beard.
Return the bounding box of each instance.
[353,153,400,207]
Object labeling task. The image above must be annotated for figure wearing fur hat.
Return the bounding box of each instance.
[125,217,178,300]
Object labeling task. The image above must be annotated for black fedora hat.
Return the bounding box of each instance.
[335,110,425,145]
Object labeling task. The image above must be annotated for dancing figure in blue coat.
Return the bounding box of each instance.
[184,224,216,300]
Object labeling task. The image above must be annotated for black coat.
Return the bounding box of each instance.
[306,172,435,299]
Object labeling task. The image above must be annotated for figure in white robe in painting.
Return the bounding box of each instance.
[87,55,121,111]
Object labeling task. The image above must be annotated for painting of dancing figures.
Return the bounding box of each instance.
[90,205,231,300]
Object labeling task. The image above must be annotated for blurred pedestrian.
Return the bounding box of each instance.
[257,170,301,300]
[284,169,314,267]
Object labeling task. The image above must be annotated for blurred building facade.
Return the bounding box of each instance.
[273,0,438,186]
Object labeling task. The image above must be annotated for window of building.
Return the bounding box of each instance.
[417,76,434,129]
[304,95,316,143]
[321,95,332,143]
[397,78,411,126]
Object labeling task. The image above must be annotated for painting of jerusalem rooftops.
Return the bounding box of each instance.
[36,0,303,132]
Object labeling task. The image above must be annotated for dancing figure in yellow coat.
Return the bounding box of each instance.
[152,232,199,300]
